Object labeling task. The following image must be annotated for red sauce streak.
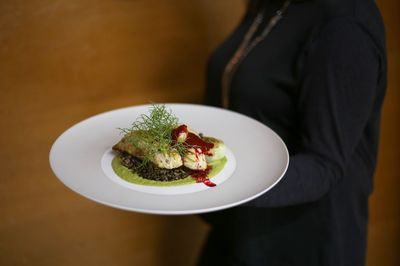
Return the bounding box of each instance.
[172,124,214,154]
[189,166,216,187]
[185,133,214,154]
[171,124,216,187]
[171,124,188,142]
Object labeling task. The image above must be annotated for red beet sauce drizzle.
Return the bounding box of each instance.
[189,167,216,187]
[171,125,216,187]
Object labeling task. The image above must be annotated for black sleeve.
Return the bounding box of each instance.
[245,18,380,207]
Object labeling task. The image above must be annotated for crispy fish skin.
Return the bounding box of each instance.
[112,131,183,169]
[112,131,144,158]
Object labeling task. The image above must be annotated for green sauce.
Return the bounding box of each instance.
[111,156,227,187]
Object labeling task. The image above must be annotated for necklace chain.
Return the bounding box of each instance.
[221,0,292,108]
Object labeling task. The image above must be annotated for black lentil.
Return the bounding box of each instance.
[119,153,189,181]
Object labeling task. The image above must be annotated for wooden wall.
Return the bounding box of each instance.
[367,0,400,265]
[0,1,398,265]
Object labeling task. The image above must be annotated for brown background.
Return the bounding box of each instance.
[0,1,398,265]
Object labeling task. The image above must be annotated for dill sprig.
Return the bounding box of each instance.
[119,104,186,166]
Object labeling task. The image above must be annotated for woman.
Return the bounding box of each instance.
[199,0,386,265]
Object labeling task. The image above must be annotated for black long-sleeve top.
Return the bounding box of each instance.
[199,0,386,265]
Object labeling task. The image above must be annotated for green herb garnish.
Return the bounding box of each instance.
[119,104,186,166]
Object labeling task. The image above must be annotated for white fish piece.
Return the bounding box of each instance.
[183,148,207,170]
[174,125,198,143]
[176,132,187,143]
[153,151,183,169]
[202,136,226,162]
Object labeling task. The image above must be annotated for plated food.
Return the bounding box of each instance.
[112,104,227,187]
[49,103,288,214]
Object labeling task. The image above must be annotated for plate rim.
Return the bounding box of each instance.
[49,103,289,215]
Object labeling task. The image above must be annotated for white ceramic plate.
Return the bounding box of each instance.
[49,104,289,215]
